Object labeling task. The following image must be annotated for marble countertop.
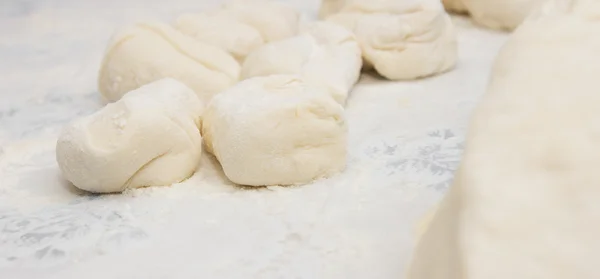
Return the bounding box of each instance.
[0,0,508,278]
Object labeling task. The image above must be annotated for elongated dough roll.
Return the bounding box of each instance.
[408,1,600,278]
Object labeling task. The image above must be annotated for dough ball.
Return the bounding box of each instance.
[462,0,544,30]
[56,78,204,193]
[442,0,468,14]
[408,1,600,278]
[326,0,457,80]
[174,13,264,62]
[241,21,362,104]
[202,75,347,186]
[218,0,300,43]
[98,21,240,104]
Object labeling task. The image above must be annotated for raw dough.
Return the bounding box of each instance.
[318,0,347,19]
[98,21,240,104]
[217,0,300,43]
[442,0,468,14]
[461,0,544,30]
[201,75,347,186]
[174,13,264,62]
[56,78,204,193]
[325,0,457,80]
[241,21,362,104]
[408,0,600,278]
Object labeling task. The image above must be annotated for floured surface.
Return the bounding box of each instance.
[0,0,508,278]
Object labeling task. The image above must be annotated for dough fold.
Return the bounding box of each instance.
[323,0,457,80]
[202,75,347,186]
[98,22,240,104]
[57,78,204,193]
[241,21,362,104]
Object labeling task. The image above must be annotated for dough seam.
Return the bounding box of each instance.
[136,24,236,81]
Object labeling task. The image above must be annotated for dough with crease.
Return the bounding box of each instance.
[98,21,240,104]
[241,21,361,104]
[408,0,600,278]
[175,13,264,62]
[216,0,300,43]
[56,78,203,193]
[202,75,347,186]
[325,0,457,80]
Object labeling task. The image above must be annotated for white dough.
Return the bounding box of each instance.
[325,0,457,80]
[217,0,300,43]
[241,21,362,104]
[98,21,240,104]
[174,13,264,62]
[408,0,600,278]
[318,0,347,19]
[201,75,347,186]
[461,0,545,30]
[56,78,204,193]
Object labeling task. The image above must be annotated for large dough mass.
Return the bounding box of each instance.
[408,0,600,278]
[202,75,347,186]
[56,78,204,193]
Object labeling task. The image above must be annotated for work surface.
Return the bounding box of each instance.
[0,0,508,278]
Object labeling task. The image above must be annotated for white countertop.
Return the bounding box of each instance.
[0,1,508,278]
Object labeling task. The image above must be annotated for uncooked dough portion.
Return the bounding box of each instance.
[408,1,600,278]
[217,0,300,43]
[241,21,362,104]
[461,0,544,30]
[174,13,264,62]
[98,21,240,104]
[325,0,457,80]
[202,75,347,186]
[56,78,204,193]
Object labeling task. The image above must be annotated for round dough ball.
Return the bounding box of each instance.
[442,0,468,14]
[202,75,347,186]
[174,13,264,62]
[218,0,300,42]
[56,78,204,193]
[98,21,240,104]
[241,21,362,104]
[462,0,544,31]
[326,0,457,80]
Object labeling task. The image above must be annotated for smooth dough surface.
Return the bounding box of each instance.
[202,75,347,186]
[217,0,300,43]
[174,13,264,62]
[326,0,457,80]
[98,21,240,104]
[461,0,545,30]
[408,1,600,278]
[56,78,204,193]
[241,21,362,104]
[442,0,468,14]
[318,0,347,19]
